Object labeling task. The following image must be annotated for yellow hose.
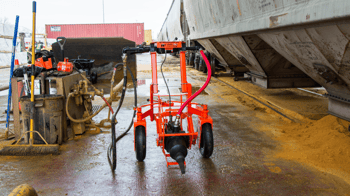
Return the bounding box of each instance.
[66,79,124,123]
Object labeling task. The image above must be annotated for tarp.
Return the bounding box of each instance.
[0,52,26,67]
[0,23,27,66]
[0,22,15,36]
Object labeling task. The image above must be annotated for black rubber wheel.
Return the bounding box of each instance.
[135,126,146,161]
[200,123,214,158]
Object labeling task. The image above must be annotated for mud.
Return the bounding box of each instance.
[0,55,349,195]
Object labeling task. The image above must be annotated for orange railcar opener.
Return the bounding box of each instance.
[123,42,214,174]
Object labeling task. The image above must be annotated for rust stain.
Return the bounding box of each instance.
[269,13,288,28]
[273,0,278,8]
[306,14,310,20]
[210,4,217,24]
[237,0,242,16]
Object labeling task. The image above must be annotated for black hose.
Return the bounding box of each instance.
[114,63,123,70]
[160,52,172,121]
[115,66,137,140]
[107,65,137,171]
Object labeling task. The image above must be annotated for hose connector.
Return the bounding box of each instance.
[122,54,128,63]
[174,114,181,127]
[122,54,128,77]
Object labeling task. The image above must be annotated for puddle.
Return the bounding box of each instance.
[125,79,208,97]
[126,79,181,97]
[179,86,208,95]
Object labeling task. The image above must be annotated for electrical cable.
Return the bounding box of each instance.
[107,65,137,171]
[160,51,172,121]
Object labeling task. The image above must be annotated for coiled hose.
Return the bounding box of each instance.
[107,64,137,171]
[66,67,114,123]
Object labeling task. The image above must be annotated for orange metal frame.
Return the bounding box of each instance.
[133,41,213,167]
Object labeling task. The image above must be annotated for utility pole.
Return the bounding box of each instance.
[102,0,105,23]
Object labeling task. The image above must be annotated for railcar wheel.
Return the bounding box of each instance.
[186,54,190,65]
[135,126,146,161]
[199,123,214,158]
[194,55,200,70]
[192,53,197,68]
[210,56,217,77]
[202,58,208,73]
[189,53,195,66]
[202,53,209,73]
[199,59,204,72]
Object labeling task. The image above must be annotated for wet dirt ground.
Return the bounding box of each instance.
[0,54,350,195]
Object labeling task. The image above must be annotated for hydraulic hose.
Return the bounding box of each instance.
[66,93,113,123]
[177,50,211,116]
[66,66,120,123]
[114,66,137,139]
[102,97,114,113]
[107,64,137,171]
[160,52,172,121]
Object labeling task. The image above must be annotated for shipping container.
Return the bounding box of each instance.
[45,23,144,45]
[144,29,152,45]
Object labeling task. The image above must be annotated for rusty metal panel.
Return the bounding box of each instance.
[11,78,20,140]
[46,23,144,45]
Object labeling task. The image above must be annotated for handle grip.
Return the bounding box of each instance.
[32,1,36,13]
[186,46,200,51]
[56,37,67,50]
[57,37,66,61]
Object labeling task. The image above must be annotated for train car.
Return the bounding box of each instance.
[158,0,184,42]
[159,0,350,122]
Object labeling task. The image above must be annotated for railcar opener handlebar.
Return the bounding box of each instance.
[122,42,200,55]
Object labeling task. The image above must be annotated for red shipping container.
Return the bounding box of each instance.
[46,23,144,45]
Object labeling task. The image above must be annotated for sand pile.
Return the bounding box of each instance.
[275,115,350,183]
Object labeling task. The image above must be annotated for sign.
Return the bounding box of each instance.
[50,26,61,32]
